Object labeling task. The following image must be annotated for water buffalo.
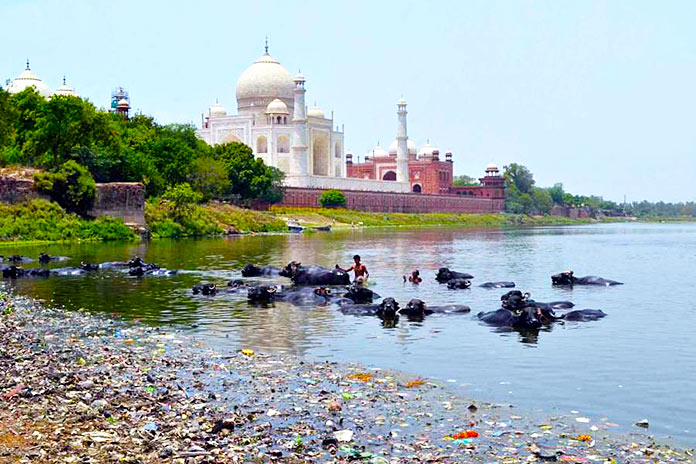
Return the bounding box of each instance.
[342,283,380,304]
[435,268,474,283]
[2,266,52,278]
[98,261,129,269]
[80,261,99,272]
[479,281,516,288]
[477,307,542,330]
[339,297,401,320]
[280,261,350,286]
[552,271,623,286]
[400,299,471,319]
[50,267,87,276]
[560,309,607,321]
[241,264,280,277]
[0,255,33,264]
[38,253,69,264]
[447,278,471,289]
[128,265,177,277]
[192,283,218,295]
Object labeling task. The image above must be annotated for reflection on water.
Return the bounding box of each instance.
[3,223,696,444]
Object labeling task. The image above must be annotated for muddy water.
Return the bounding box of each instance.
[3,222,695,444]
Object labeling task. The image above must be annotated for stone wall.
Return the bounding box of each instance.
[0,175,145,224]
[281,187,505,213]
[284,174,411,193]
[90,183,145,224]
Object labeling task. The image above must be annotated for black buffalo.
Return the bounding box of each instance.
[339,297,401,320]
[552,271,622,286]
[280,261,350,286]
[447,278,471,289]
[342,283,380,304]
[241,264,281,277]
[192,283,218,295]
[477,307,542,330]
[400,298,471,319]
[479,281,516,288]
[435,268,474,283]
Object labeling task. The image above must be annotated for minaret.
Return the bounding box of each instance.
[291,72,309,175]
[396,98,409,183]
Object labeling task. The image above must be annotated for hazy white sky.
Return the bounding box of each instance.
[2,0,694,202]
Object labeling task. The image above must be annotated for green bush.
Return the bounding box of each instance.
[161,183,202,220]
[0,199,135,242]
[34,161,96,216]
[319,189,347,208]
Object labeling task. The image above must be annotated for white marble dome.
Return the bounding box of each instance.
[486,163,499,172]
[266,98,289,114]
[388,139,417,156]
[418,142,438,159]
[236,52,295,107]
[53,77,76,97]
[366,145,388,158]
[8,63,52,98]
[307,105,324,118]
[209,100,227,118]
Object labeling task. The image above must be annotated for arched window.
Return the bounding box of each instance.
[257,136,268,153]
[413,184,422,193]
[277,136,289,153]
[277,116,282,124]
[284,116,287,124]
[335,142,341,158]
[382,171,396,181]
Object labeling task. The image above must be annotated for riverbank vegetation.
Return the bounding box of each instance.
[503,163,695,219]
[0,87,283,203]
[271,207,594,228]
[0,199,135,243]
[146,198,286,238]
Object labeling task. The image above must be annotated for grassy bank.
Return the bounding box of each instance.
[270,206,598,228]
[0,199,135,243]
[145,200,287,238]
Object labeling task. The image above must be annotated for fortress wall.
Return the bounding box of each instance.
[281,187,505,213]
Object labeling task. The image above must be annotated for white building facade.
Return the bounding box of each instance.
[196,45,410,193]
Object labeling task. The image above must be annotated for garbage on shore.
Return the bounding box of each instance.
[0,292,692,463]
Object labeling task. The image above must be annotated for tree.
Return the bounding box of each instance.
[34,161,96,216]
[0,87,15,150]
[188,156,230,201]
[452,175,478,186]
[213,141,285,203]
[547,183,565,205]
[503,163,535,194]
[519,193,534,214]
[162,183,202,220]
[531,187,553,213]
[320,189,347,207]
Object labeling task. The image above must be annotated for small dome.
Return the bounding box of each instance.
[294,72,305,82]
[266,98,289,114]
[388,139,417,156]
[397,97,407,105]
[307,105,324,118]
[418,142,438,159]
[53,77,76,97]
[117,98,130,109]
[366,144,388,158]
[7,61,52,98]
[486,163,499,171]
[209,100,227,117]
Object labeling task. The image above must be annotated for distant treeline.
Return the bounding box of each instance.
[0,87,283,207]
[486,163,693,218]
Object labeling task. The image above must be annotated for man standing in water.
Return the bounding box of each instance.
[337,255,369,284]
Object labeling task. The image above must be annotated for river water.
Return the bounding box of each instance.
[3,223,695,445]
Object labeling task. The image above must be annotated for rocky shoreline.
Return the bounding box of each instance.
[0,292,692,463]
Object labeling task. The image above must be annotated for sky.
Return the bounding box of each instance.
[1,0,694,202]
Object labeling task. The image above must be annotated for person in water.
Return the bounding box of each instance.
[403,269,422,284]
[338,255,369,284]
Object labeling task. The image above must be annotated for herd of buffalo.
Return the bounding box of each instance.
[2,253,623,331]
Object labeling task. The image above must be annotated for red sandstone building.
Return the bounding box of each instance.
[346,141,505,201]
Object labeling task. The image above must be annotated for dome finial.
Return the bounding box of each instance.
[264,36,269,54]
[63,75,66,85]
[26,59,30,70]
